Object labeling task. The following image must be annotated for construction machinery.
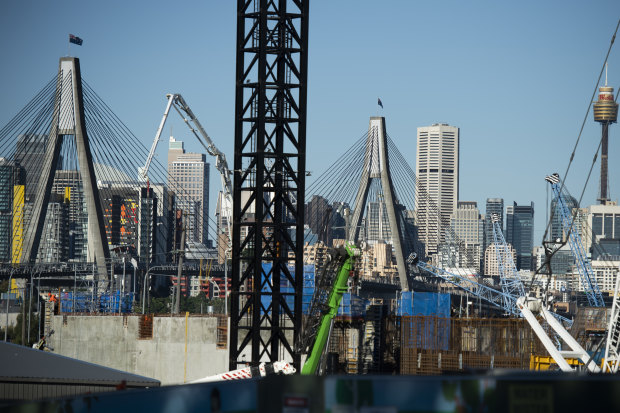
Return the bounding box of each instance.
[190,360,296,383]
[190,242,360,380]
[603,272,620,372]
[490,213,527,305]
[299,242,361,375]
[545,173,604,307]
[140,93,233,237]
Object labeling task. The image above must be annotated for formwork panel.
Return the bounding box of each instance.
[401,316,547,375]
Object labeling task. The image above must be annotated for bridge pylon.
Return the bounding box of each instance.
[20,57,110,286]
[348,117,412,291]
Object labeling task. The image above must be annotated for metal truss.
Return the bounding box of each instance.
[230,0,309,370]
[546,173,604,307]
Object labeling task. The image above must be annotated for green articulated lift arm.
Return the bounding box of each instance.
[301,242,360,375]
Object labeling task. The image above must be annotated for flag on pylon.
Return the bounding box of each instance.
[69,34,83,46]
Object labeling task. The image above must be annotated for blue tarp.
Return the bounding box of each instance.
[338,293,368,317]
[260,263,315,315]
[398,291,451,350]
[396,291,450,317]
[60,291,134,313]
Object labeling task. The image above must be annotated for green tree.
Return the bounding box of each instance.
[0,300,39,347]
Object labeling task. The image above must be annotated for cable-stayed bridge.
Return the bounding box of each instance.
[0,58,229,297]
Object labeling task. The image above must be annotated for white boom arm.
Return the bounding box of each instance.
[141,93,233,240]
[603,269,620,373]
[517,296,600,373]
[190,360,296,383]
[140,96,175,183]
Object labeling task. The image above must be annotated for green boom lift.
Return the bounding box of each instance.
[300,242,361,375]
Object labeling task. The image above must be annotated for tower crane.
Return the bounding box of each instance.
[545,173,604,307]
[140,93,233,239]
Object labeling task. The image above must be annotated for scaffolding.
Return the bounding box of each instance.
[401,316,548,375]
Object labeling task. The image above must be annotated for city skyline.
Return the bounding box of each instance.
[0,1,619,245]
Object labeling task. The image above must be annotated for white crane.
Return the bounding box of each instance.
[140,93,233,241]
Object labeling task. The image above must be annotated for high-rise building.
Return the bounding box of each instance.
[450,201,484,272]
[139,187,158,264]
[506,202,534,271]
[0,159,24,263]
[365,201,392,245]
[52,170,87,261]
[550,194,578,242]
[101,186,139,251]
[305,195,331,243]
[415,123,459,257]
[14,134,49,203]
[36,193,69,263]
[587,203,620,260]
[484,198,504,253]
[167,136,210,245]
[484,242,517,277]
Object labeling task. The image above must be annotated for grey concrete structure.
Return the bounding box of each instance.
[48,314,228,385]
[348,117,410,291]
[20,58,109,284]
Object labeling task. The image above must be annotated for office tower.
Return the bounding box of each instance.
[550,194,578,242]
[506,202,534,271]
[36,193,69,263]
[305,195,331,243]
[167,136,210,245]
[0,159,24,262]
[102,186,139,251]
[484,198,504,253]
[484,242,517,277]
[593,70,618,204]
[415,123,459,257]
[587,203,620,260]
[365,201,391,245]
[14,134,49,203]
[450,201,484,272]
[52,170,87,261]
[139,187,158,264]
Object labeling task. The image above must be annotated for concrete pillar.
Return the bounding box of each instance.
[21,57,109,284]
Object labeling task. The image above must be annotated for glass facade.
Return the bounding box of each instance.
[506,202,534,271]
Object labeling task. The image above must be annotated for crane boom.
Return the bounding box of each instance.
[603,270,620,372]
[300,243,360,375]
[141,93,233,241]
[490,213,527,310]
[545,173,604,307]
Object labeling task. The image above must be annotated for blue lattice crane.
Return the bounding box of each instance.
[545,173,604,307]
[490,213,527,309]
[408,254,520,316]
[408,255,600,372]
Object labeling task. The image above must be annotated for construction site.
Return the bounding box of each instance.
[1,1,620,412]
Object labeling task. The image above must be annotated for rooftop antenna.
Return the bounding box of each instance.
[606,62,608,87]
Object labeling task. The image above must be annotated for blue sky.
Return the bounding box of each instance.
[1,1,619,243]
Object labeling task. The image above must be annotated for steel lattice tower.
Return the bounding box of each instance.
[230,0,309,370]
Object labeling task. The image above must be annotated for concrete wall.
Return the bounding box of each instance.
[48,314,228,385]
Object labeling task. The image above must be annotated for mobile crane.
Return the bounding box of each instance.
[299,242,361,375]
[191,242,360,380]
